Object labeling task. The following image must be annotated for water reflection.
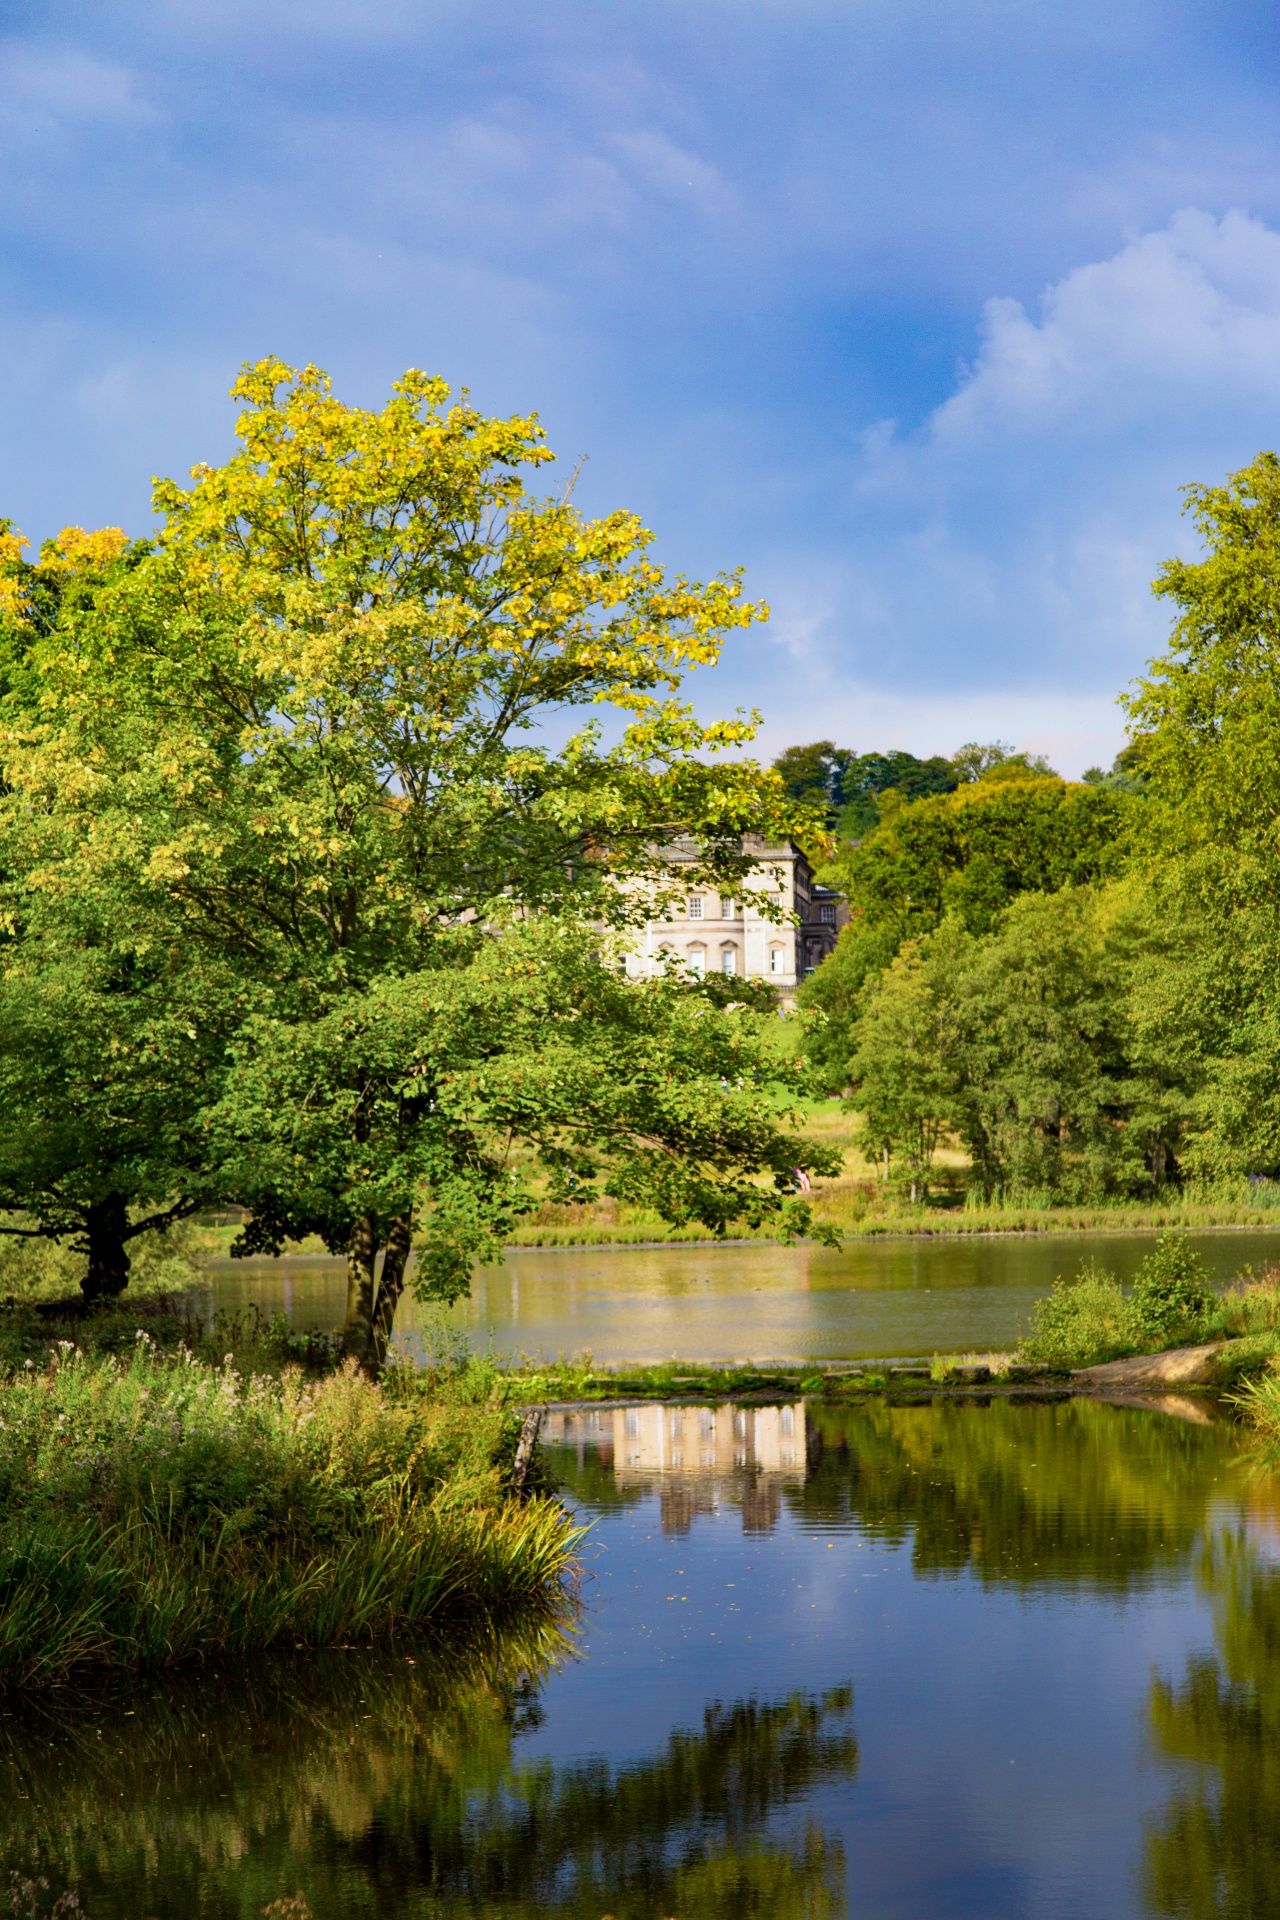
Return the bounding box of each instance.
[1143,1525,1280,1919]
[204,1226,1280,1365]
[8,1396,1280,1918]
[0,1625,856,1918]
[543,1402,806,1536]
[548,1396,1237,1589]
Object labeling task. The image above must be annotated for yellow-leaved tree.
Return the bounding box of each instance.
[0,361,833,1361]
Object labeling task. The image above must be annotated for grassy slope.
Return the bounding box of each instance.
[502,1099,1280,1246]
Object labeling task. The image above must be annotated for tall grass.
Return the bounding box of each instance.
[0,1339,582,1689]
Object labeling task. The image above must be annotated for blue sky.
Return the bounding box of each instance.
[4,1,1280,771]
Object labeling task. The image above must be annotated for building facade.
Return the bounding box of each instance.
[625,834,848,995]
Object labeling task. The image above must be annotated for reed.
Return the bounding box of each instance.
[0,1340,582,1689]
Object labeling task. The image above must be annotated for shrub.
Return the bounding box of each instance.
[1019,1260,1144,1370]
[1129,1233,1214,1344]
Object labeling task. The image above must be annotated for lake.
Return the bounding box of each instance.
[5,1391,1280,1917]
[204,1226,1280,1363]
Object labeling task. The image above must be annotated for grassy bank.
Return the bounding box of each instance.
[0,1322,582,1690]
[501,1196,1280,1248]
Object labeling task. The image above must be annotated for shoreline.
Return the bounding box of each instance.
[197,1213,1280,1267]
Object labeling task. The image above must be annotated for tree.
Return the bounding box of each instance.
[948,890,1140,1201]
[214,923,839,1370]
[1125,450,1280,1178]
[0,360,829,1351]
[833,889,1193,1204]
[826,772,1133,942]
[0,946,231,1297]
[847,929,966,1200]
[798,774,1134,1089]
[0,525,225,1297]
[948,739,1056,784]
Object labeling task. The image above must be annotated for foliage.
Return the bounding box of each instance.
[1082,742,1148,794]
[0,360,825,1352]
[1016,1241,1280,1371]
[847,935,958,1197]
[799,775,1136,1095]
[211,921,840,1368]
[0,948,233,1298]
[831,888,1193,1202]
[0,1219,202,1307]
[793,919,902,1093]
[771,740,960,839]
[1124,451,1280,1180]
[1018,1260,1145,1370]
[0,1338,581,1687]
[0,531,223,1299]
[770,737,1057,841]
[1130,1232,1215,1343]
[826,773,1133,945]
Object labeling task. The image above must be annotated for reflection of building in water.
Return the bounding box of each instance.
[543,1403,805,1536]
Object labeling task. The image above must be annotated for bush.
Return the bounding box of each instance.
[1129,1233,1214,1344]
[1019,1260,1144,1370]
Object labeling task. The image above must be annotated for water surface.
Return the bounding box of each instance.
[206,1227,1280,1363]
[6,1395,1280,1916]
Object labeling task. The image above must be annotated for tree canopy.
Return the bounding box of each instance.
[0,360,834,1356]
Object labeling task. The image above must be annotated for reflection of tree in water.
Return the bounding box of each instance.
[0,1620,855,1919]
[444,1687,854,1917]
[797,1397,1236,1590]
[545,1443,647,1515]
[1143,1531,1280,1919]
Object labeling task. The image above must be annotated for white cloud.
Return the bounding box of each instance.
[0,42,153,134]
[934,209,1280,442]
[809,210,1280,717]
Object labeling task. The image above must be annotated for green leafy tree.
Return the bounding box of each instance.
[0,947,231,1297]
[832,747,960,838]
[0,527,224,1298]
[791,918,902,1093]
[0,361,828,1350]
[846,926,969,1199]
[800,774,1134,1091]
[215,923,837,1370]
[835,889,1191,1204]
[828,773,1133,944]
[1126,450,1280,1179]
[949,889,1141,1200]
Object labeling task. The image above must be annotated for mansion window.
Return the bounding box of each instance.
[687,946,706,973]
[819,903,836,923]
[769,946,785,975]
[720,947,737,974]
[687,895,704,918]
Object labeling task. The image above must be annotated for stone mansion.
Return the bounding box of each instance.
[625,834,848,996]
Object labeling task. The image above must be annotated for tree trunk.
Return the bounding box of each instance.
[371,1211,414,1373]
[82,1193,132,1301]
[343,1211,379,1372]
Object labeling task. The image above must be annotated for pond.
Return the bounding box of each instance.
[6,1393,1280,1917]
[205,1227,1280,1363]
